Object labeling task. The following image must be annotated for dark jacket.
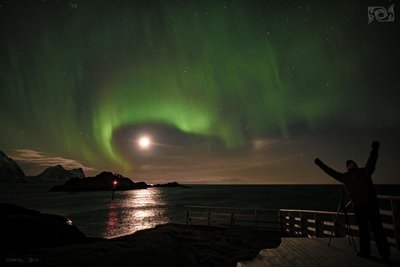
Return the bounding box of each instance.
[315,147,378,205]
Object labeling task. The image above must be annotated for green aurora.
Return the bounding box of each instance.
[1,0,399,182]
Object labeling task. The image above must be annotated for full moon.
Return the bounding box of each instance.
[138,136,151,149]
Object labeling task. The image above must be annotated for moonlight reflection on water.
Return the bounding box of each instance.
[105,188,168,238]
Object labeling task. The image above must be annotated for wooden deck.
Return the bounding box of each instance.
[186,196,400,266]
[238,238,400,267]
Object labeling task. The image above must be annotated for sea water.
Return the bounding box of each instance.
[1,184,399,238]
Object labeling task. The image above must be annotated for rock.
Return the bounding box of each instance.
[9,223,280,267]
[0,203,87,250]
[50,171,149,191]
[113,224,281,267]
[29,165,86,183]
[0,150,26,183]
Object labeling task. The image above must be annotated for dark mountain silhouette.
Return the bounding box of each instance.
[50,171,148,191]
[28,165,86,183]
[0,150,26,183]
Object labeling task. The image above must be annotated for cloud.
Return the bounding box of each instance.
[131,142,301,184]
[10,149,97,173]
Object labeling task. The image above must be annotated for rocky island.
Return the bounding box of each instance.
[152,181,191,188]
[50,171,148,191]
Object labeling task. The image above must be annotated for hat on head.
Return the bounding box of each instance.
[346,160,358,168]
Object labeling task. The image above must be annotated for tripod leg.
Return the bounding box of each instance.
[328,202,343,247]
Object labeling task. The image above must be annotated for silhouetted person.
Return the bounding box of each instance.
[314,141,390,260]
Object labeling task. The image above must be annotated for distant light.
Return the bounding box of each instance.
[138,136,151,149]
[113,180,118,185]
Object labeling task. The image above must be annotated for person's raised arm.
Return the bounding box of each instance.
[314,158,345,183]
[365,141,379,175]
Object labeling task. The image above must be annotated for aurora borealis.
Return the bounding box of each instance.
[1,0,399,184]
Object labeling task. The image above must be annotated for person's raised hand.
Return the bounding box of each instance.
[314,158,323,166]
[372,141,380,150]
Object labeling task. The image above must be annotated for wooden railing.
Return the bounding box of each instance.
[185,205,280,230]
[185,196,400,250]
[280,195,400,250]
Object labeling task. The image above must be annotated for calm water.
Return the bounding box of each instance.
[1,184,399,238]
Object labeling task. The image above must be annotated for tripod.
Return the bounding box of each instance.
[328,190,357,252]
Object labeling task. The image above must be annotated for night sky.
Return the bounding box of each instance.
[1,0,399,184]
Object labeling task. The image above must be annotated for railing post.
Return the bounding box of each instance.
[255,210,258,228]
[289,212,295,236]
[301,213,308,237]
[391,199,400,251]
[207,208,211,226]
[186,209,190,225]
[280,210,285,233]
[315,213,324,237]
[230,209,234,226]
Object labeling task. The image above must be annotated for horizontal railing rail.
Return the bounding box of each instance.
[185,205,280,230]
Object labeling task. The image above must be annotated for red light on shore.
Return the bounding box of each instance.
[111,180,117,200]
